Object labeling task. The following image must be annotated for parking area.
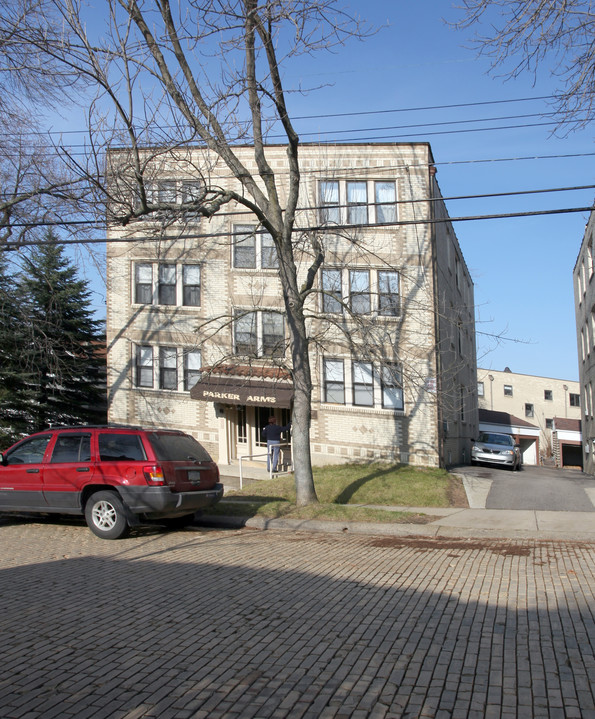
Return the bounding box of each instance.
[0,518,594,718]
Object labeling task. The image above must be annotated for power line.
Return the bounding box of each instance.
[4,184,595,229]
[2,204,592,251]
[0,94,561,140]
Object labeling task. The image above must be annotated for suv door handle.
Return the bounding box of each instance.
[76,467,90,472]
[26,468,40,474]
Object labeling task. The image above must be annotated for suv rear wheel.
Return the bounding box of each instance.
[85,491,130,540]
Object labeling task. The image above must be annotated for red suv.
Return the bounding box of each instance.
[0,426,223,539]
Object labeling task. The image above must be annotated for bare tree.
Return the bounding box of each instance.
[0,0,91,245]
[452,0,595,129]
[17,0,372,505]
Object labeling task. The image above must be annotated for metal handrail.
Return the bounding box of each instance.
[238,444,292,488]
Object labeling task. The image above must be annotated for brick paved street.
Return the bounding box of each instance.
[0,518,594,718]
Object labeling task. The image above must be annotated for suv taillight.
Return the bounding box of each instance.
[143,465,166,485]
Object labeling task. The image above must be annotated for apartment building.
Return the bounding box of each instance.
[574,208,595,474]
[477,367,581,466]
[105,143,477,471]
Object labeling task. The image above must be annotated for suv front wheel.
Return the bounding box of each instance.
[85,491,130,540]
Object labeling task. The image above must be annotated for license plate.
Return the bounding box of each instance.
[188,470,201,482]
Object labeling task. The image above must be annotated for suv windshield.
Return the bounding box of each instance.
[148,433,212,462]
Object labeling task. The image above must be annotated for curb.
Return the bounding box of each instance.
[195,513,595,541]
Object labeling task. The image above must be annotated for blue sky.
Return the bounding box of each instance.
[60,0,593,382]
[273,1,592,382]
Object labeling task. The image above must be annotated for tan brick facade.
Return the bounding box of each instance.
[477,367,580,462]
[106,143,477,470]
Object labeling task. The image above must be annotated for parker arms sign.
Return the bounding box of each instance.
[190,377,293,408]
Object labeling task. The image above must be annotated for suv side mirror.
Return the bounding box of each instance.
[0,453,6,466]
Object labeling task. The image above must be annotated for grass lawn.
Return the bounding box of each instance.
[205,463,468,524]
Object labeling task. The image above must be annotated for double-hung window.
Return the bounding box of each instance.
[183,350,201,391]
[159,347,177,390]
[320,181,340,224]
[353,362,374,406]
[375,181,397,223]
[135,262,201,307]
[262,312,284,357]
[350,270,371,314]
[135,346,154,388]
[234,311,284,358]
[158,264,177,305]
[135,263,153,304]
[321,268,343,313]
[378,270,399,316]
[233,225,256,269]
[181,180,203,204]
[233,225,277,269]
[381,365,404,410]
[261,232,278,269]
[324,359,345,404]
[157,180,177,203]
[182,265,201,306]
[234,311,258,356]
[347,182,368,224]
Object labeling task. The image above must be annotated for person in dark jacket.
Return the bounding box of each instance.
[262,416,291,472]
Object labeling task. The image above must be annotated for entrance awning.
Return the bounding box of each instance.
[190,366,293,408]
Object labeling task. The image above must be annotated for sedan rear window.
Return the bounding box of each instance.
[147,433,212,462]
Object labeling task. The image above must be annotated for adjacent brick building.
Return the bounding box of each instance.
[477,367,581,465]
[105,143,477,471]
[574,208,595,474]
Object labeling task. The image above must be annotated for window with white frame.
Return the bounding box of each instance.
[157,180,177,203]
[320,266,400,316]
[321,268,343,313]
[135,263,153,304]
[378,270,399,316]
[182,265,201,306]
[504,384,513,397]
[134,262,201,307]
[323,359,345,404]
[375,181,397,223]
[233,310,284,358]
[352,361,374,406]
[570,393,580,407]
[135,345,154,388]
[159,347,177,389]
[347,181,368,224]
[184,349,202,391]
[477,381,484,397]
[525,403,534,418]
[381,364,404,410]
[134,345,201,391]
[181,180,203,204]
[158,264,177,305]
[318,179,397,225]
[319,181,340,224]
[322,359,404,410]
[232,225,277,269]
[349,270,371,314]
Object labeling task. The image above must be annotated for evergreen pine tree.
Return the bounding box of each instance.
[19,233,106,431]
[0,251,33,446]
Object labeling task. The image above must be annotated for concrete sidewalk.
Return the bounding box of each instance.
[207,469,595,541]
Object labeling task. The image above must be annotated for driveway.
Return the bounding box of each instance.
[455,464,595,511]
